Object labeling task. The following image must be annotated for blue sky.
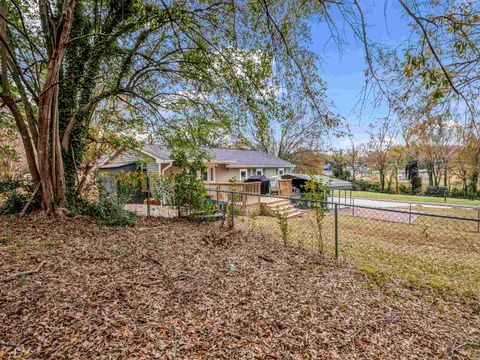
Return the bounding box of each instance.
[308,1,411,148]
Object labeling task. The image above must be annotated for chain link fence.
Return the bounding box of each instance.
[101,176,480,301]
[115,178,480,255]
[207,188,480,302]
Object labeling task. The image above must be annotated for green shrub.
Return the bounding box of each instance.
[398,184,411,194]
[0,190,40,214]
[0,181,38,215]
[351,179,378,192]
[449,188,465,198]
[0,191,28,214]
[72,197,137,227]
[466,187,479,200]
[0,180,30,193]
[423,186,449,197]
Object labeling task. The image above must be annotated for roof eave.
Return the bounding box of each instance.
[226,164,294,169]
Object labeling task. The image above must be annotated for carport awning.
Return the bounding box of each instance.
[281,173,353,190]
[99,161,137,170]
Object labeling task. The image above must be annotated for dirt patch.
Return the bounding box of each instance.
[0,214,479,359]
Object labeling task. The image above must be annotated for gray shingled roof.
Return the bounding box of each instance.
[142,144,294,168]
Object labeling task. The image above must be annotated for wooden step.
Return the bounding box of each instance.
[265,200,291,208]
[271,206,303,218]
[261,199,301,218]
[268,204,294,212]
[286,210,303,219]
[264,198,290,204]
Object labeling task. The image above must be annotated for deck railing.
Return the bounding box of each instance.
[206,182,261,207]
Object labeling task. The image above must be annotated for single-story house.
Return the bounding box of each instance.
[98,144,295,184]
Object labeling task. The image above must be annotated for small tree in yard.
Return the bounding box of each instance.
[303,176,329,255]
[275,208,291,247]
[165,136,208,217]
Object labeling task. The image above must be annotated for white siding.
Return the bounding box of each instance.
[108,150,138,165]
[146,161,159,175]
[264,168,277,177]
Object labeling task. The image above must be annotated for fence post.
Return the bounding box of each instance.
[352,198,355,216]
[334,203,339,259]
[146,176,151,217]
[409,203,412,224]
[477,208,480,233]
[176,185,181,217]
[230,191,235,228]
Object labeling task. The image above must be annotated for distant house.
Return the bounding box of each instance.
[98,144,295,183]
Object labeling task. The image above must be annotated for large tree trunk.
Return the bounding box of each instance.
[36,2,75,213]
[425,162,434,187]
[433,163,441,187]
[394,168,399,194]
[1,0,76,214]
[386,171,393,192]
[443,161,448,188]
[469,171,479,193]
[0,1,40,184]
[379,167,385,191]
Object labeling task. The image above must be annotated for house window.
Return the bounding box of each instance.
[200,166,215,183]
[255,168,263,176]
[278,168,285,175]
[197,170,208,181]
[239,169,248,181]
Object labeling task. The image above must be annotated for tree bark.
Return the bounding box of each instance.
[0,1,40,183]
[1,0,76,213]
[379,167,385,191]
[443,161,448,188]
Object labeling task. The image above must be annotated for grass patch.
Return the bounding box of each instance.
[150,237,160,247]
[239,211,480,307]
[341,190,480,206]
[6,238,59,253]
[0,233,13,245]
[363,264,387,285]
[112,245,125,254]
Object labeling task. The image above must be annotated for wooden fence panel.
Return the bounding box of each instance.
[278,179,293,196]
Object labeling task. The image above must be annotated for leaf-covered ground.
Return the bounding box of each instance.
[1,215,479,359]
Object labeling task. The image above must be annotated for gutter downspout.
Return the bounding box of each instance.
[161,161,173,177]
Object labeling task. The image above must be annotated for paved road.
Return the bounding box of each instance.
[327,196,454,209]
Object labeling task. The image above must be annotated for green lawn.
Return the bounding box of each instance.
[238,211,480,308]
[334,190,480,206]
